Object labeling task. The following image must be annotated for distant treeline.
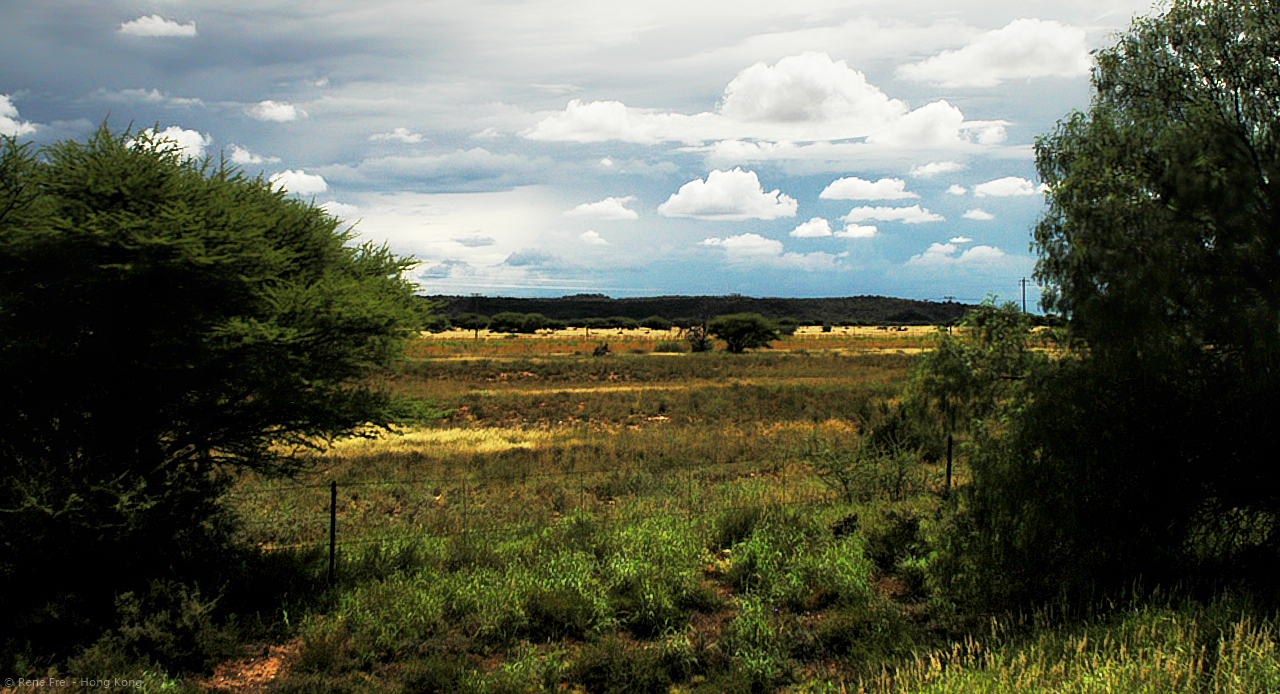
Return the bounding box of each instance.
[423,294,973,327]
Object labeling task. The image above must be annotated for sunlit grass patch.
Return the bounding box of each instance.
[315,426,566,457]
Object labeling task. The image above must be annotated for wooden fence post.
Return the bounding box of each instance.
[945,434,953,497]
[328,480,337,585]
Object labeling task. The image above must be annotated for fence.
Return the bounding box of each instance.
[224,460,844,583]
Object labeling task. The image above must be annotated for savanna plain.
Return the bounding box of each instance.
[30,327,1280,694]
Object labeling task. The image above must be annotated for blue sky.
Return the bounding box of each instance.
[1,0,1157,305]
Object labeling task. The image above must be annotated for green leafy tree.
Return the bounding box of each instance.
[520,312,549,333]
[936,0,1280,608]
[909,299,1043,438]
[489,311,526,333]
[1035,0,1280,372]
[0,127,423,660]
[640,315,672,331]
[453,312,490,339]
[707,313,780,353]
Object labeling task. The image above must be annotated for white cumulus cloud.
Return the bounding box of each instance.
[320,201,360,218]
[898,19,1092,88]
[658,168,797,220]
[703,232,841,270]
[525,99,667,143]
[248,100,306,122]
[719,51,907,125]
[790,217,832,238]
[842,205,943,224]
[227,144,280,165]
[702,233,784,256]
[820,176,918,200]
[0,95,36,136]
[580,230,609,245]
[974,176,1047,197]
[963,209,995,220]
[946,184,968,195]
[950,236,973,243]
[563,196,639,220]
[134,126,211,158]
[269,170,328,195]
[910,161,965,178]
[371,127,424,143]
[908,242,1009,266]
[118,15,197,37]
[835,224,878,238]
[526,52,1005,150]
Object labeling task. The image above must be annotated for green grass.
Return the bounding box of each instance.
[71,336,1277,694]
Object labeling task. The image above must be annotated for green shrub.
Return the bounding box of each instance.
[726,509,872,613]
[653,340,689,353]
[568,636,672,694]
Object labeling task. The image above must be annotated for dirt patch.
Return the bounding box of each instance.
[194,640,300,694]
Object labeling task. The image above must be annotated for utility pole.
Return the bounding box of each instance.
[1020,278,1029,313]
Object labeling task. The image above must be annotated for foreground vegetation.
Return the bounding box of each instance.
[6,329,1273,693]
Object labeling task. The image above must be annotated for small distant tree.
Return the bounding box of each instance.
[605,316,640,330]
[777,317,800,336]
[583,317,610,335]
[422,313,452,333]
[708,313,780,353]
[640,315,672,331]
[489,311,526,333]
[685,324,713,352]
[453,312,490,339]
[520,312,548,333]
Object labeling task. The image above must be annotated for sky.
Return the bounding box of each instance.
[1,0,1159,305]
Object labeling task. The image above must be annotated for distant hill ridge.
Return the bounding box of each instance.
[425,294,972,326]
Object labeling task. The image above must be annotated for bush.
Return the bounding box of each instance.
[653,340,688,353]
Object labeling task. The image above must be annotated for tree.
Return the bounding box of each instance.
[640,314,672,331]
[520,312,549,333]
[935,0,1280,608]
[0,127,423,659]
[453,312,491,339]
[489,311,526,333]
[707,313,780,353]
[1034,0,1280,373]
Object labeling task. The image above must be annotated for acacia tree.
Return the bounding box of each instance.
[939,0,1280,607]
[0,127,423,657]
[453,312,491,339]
[708,313,780,353]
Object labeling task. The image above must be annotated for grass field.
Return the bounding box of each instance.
[145,328,1280,693]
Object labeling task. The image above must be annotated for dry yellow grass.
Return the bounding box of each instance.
[315,426,567,457]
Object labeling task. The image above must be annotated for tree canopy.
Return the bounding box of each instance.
[0,126,423,656]
[1034,0,1280,373]
[707,313,780,353]
[938,0,1280,607]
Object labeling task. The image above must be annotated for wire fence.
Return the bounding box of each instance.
[224,462,846,580]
